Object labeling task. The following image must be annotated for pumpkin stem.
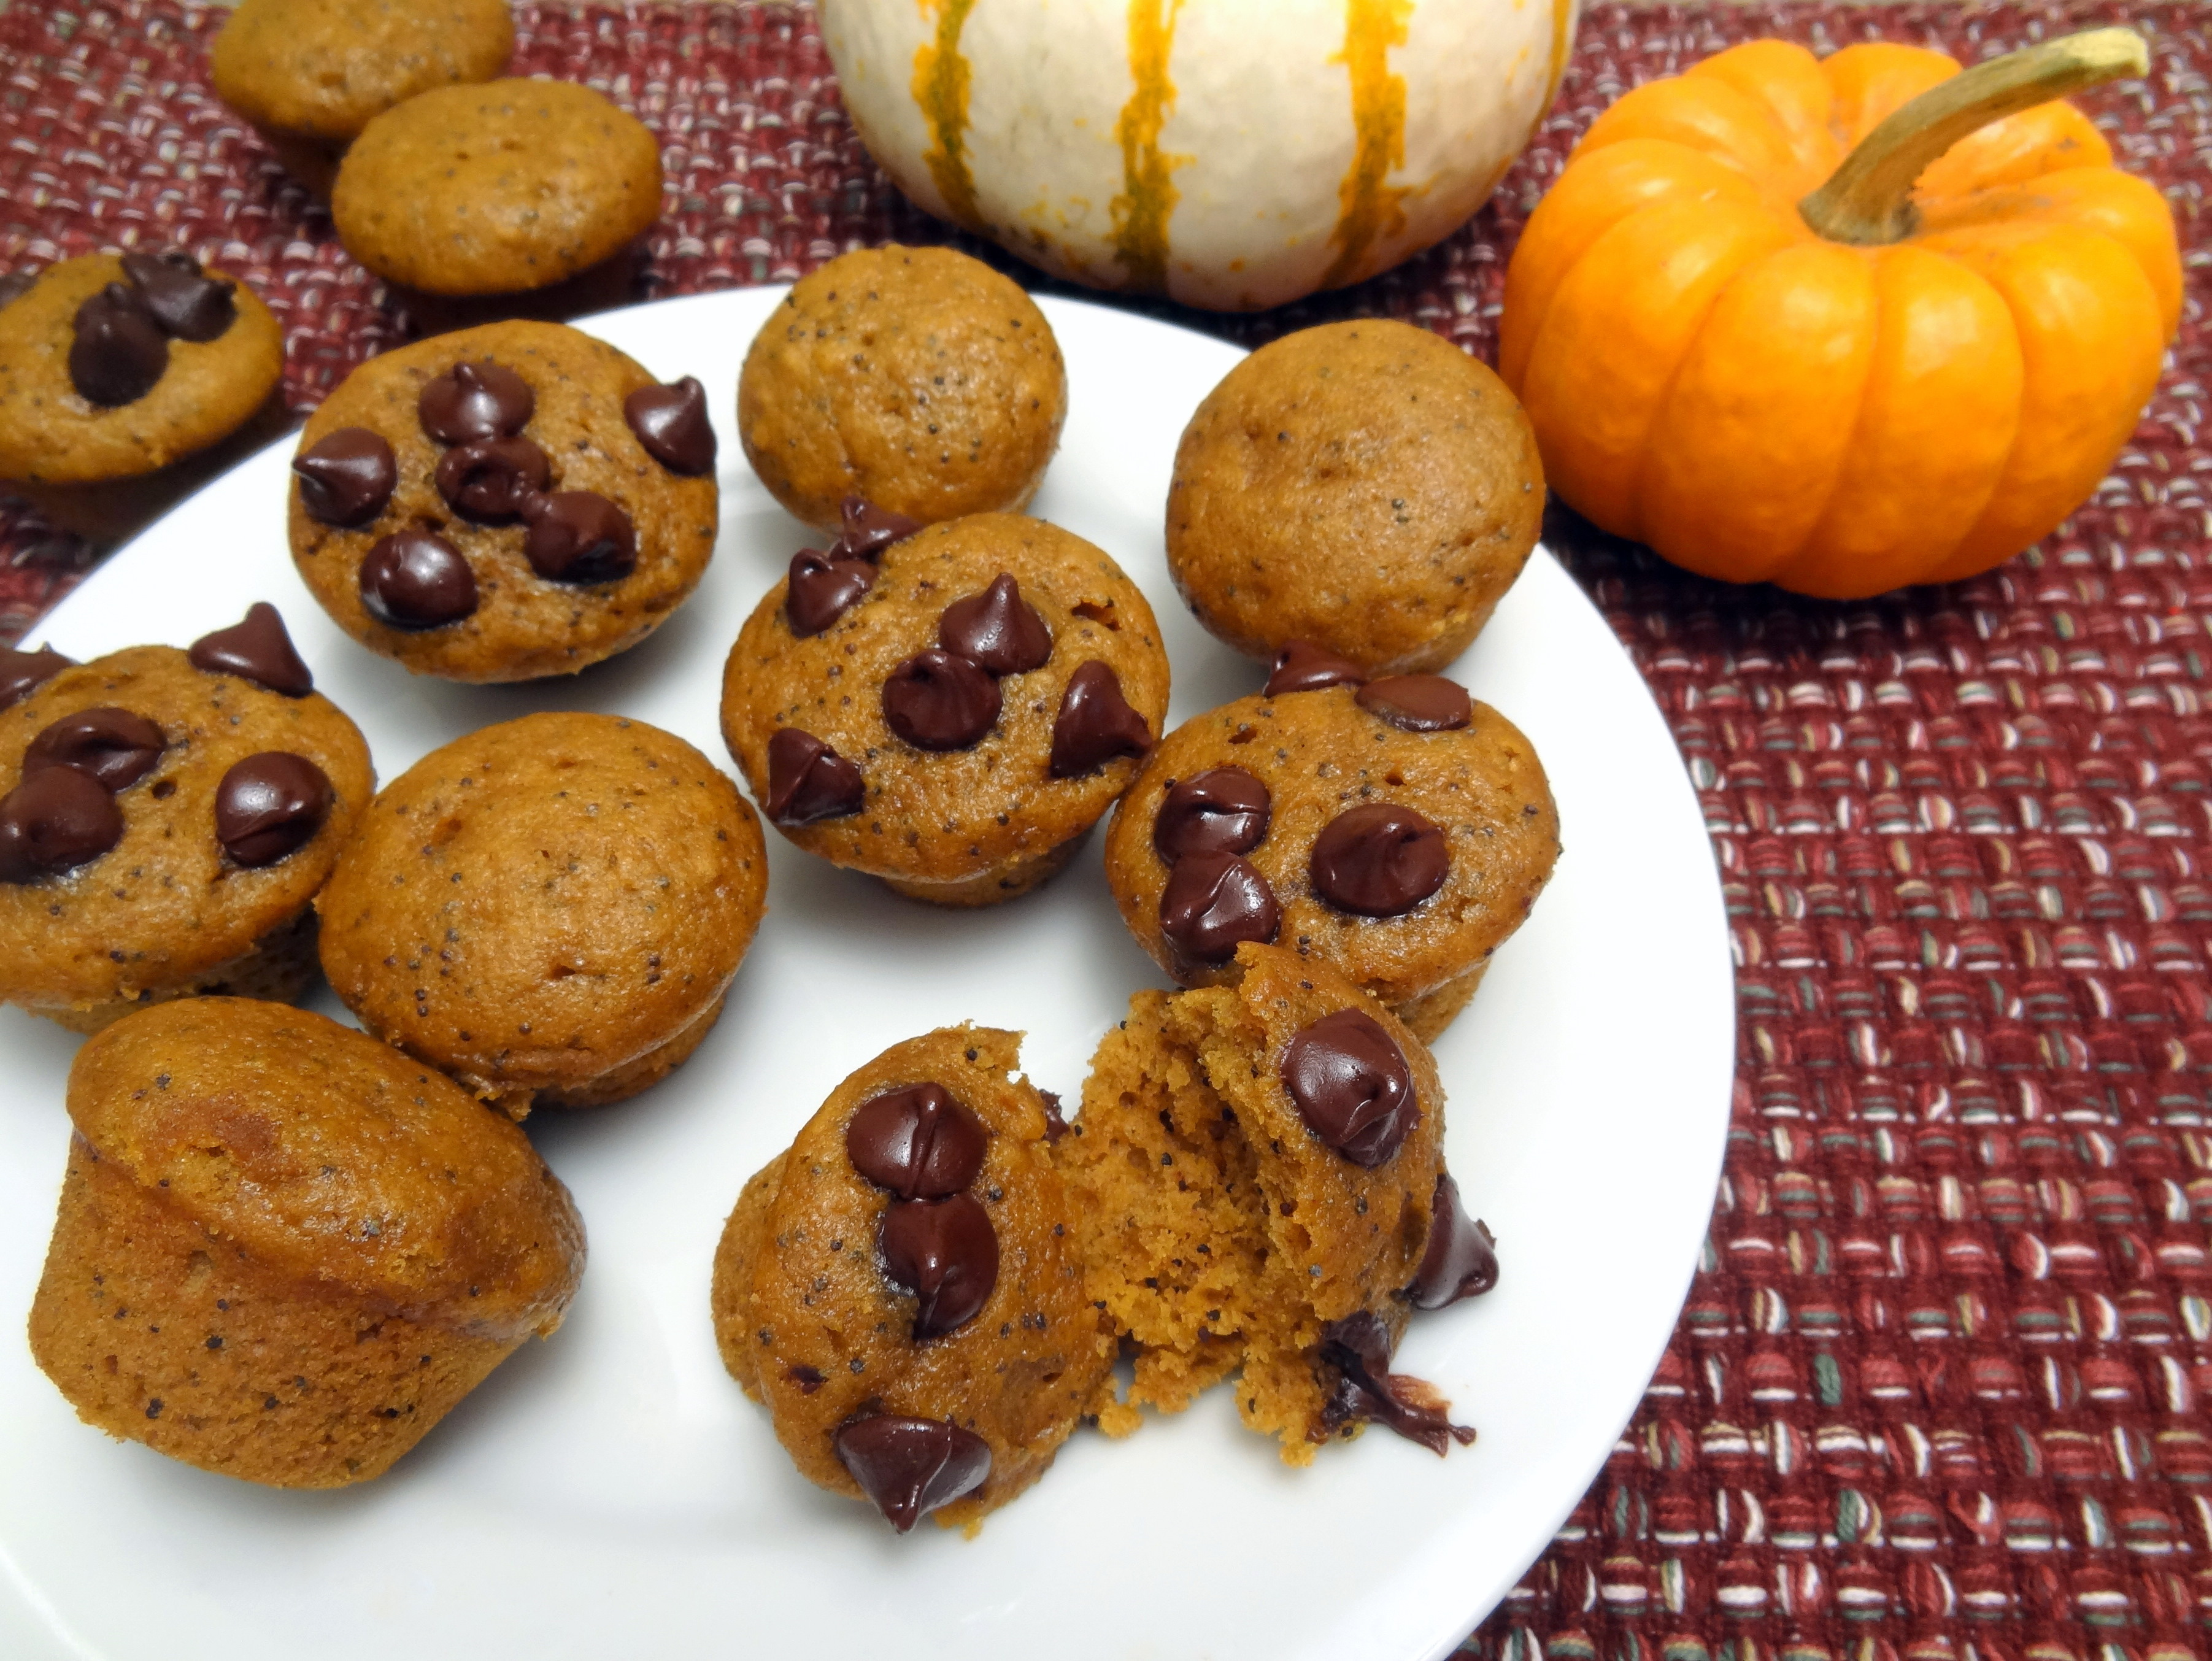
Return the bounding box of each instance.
[1798,27,2149,246]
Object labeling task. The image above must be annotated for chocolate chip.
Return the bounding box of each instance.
[522,490,636,584]
[938,573,1050,676]
[417,360,534,444]
[1313,1310,1474,1455]
[763,728,865,825]
[1265,639,1367,696]
[1154,767,1270,863]
[832,1414,992,1533]
[214,752,333,867]
[0,766,123,883]
[878,1192,999,1341]
[1158,852,1279,965]
[435,435,550,524]
[118,250,234,342]
[623,376,716,475]
[1357,674,1473,732]
[68,283,167,406]
[0,272,33,310]
[1403,1173,1498,1309]
[1039,1089,1069,1144]
[293,428,398,528]
[23,707,165,792]
[1281,1007,1419,1168]
[883,649,1001,751]
[188,602,313,696]
[834,496,922,561]
[847,1082,988,1200]
[0,644,72,711]
[785,548,875,638]
[1049,660,1152,778]
[360,531,477,630]
[1310,803,1449,917]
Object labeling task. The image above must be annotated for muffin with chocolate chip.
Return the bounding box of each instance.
[288,320,717,682]
[738,246,1066,533]
[1101,655,1559,1040]
[0,252,287,542]
[711,1025,1113,1533]
[0,606,373,1031]
[315,711,766,1117]
[720,510,1168,906]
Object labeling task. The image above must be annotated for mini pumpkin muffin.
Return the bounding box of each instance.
[317,711,767,1117]
[738,246,1067,533]
[0,252,287,541]
[0,604,374,1032]
[1101,661,1559,1041]
[288,320,718,682]
[1166,319,1544,674]
[210,0,515,196]
[29,997,584,1489]
[711,1025,1113,1533]
[720,511,1168,905]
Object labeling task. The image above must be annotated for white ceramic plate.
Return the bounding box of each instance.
[0,289,1732,1661]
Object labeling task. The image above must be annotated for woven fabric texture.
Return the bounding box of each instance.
[2,4,2209,1659]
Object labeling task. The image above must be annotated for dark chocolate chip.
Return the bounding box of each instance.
[834,496,922,561]
[1281,1006,1419,1168]
[1403,1173,1498,1309]
[1048,660,1152,778]
[417,360,534,444]
[882,649,1000,752]
[293,428,398,528]
[832,1414,992,1533]
[0,644,72,711]
[1158,852,1279,965]
[1357,674,1473,732]
[623,376,716,475]
[118,250,234,342]
[785,548,875,638]
[878,1192,999,1341]
[1039,1089,1069,1144]
[763,728,865,825]
[846,1082,988,1200]
[0,271,36,310]
[1154,766,1270,863]
[0,766,123,883]
[1312,1309,1474,1455]
[360,531,477,630]
[68,283,168,406]
[23,707,165,792]
[214,752,333,867]
[522,490,637,584]
[1310,803,1449,918]
[435,435,550,524]
[938,573,1050,676]
[1265,639,1368,696]
[188,602,313,696]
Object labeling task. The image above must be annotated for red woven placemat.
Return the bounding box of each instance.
[3,3,2209,1658]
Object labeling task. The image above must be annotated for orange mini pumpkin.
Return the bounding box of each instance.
[1499,29,2181,598]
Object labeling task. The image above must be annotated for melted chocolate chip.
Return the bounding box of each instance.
[846,1082,987,1200]
[23,707,165,792]
[1049,660,1152,778]
[763,728,865,825]
[1312,1310,1474,1455]
[0,272,34,310]
[1310,803,1449,918]
[522,490,637,584]
[1281,1007,1419,1168]
[214,752,332,866]
[417,360,534,444]
[118,250,235,342]
[938,574,1050,676]
[1265,639,1368,696]
[623,376,717,475]
[835,496,922,561]
[1357,674,1473,732]
[188,602,312,696]
[1159,852,1279,965]
[69,283,168,406]
[785,548,875,638]
[0,644,72,712]
[360,531,477,630]
[1039,1089,1069,1144]
[0,766,123,884]
[1154,767,1270,863]
[435,435,549,524]
[878,1192,999,1341]
[293,428,398,528]
[882,649,1001,752]
[1403,1173,1498,1309]
[832,1414,992,1534]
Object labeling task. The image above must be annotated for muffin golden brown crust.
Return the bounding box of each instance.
[1166,320,1544,674]
[28,997,585,1489]
[738,247,1067,532]
[317,711,768,1117]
